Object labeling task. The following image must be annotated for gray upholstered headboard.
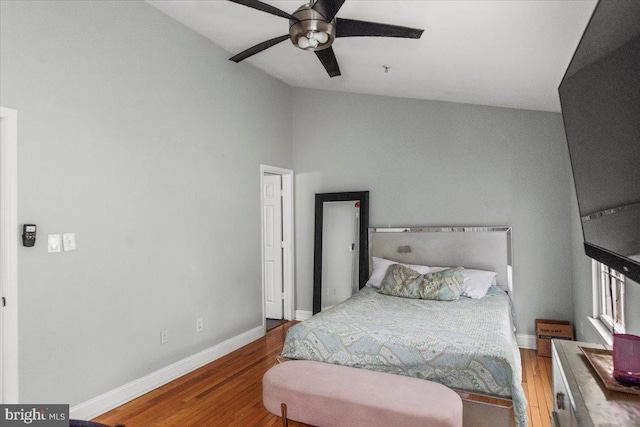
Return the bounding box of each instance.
[368,227,513,293]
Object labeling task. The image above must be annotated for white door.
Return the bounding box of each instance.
[0,107,18,403]
[0,116,3,404]
[263,174,284,319]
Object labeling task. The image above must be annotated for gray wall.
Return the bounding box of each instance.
[0,1,292,406]
[293,89,574,336]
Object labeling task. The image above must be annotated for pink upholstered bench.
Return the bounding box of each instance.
[263,360,463,427]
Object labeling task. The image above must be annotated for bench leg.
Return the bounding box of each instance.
[280,403,289,427]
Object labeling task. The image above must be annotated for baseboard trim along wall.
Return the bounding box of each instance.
[70,325,265,420]
[516,334,536,349]
[295,310,312,321]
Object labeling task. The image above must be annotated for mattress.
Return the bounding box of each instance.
[281,286,528,427]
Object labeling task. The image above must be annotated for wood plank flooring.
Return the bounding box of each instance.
[94,321,553,427]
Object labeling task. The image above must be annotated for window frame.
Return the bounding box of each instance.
[594,261,626,334]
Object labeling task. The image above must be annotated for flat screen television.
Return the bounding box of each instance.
[559,0,640,283]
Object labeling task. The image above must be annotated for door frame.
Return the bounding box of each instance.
[260,165,294,327]
[0,106,19,403]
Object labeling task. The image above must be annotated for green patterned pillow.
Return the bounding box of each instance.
[378,264,464,301]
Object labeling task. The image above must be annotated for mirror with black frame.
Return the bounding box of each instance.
[313,191,369,315]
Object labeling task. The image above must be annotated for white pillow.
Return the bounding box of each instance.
[462,269,497,299]
[366,256,430,288]
[428,267,497,299]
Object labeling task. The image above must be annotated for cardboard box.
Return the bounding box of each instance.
[536,319,574,357]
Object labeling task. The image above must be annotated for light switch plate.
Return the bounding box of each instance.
[63,233,76,251]
[47,234,61,253]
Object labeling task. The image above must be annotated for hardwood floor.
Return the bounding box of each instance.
[521,344,554,427]
[266,318,288,332]
[93,321,553,427]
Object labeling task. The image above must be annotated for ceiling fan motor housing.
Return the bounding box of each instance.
[289,4,336,51]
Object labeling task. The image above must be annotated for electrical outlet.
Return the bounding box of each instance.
[161,330,168,345]
[196,318,204,332]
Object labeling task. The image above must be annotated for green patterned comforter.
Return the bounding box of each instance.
[281,286,528,427]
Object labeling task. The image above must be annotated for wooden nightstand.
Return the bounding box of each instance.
[551,339,640,426]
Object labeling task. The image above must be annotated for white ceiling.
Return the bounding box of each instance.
[147,0,597,112]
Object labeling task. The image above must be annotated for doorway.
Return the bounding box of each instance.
[260,165,294,332]
[0,106,19,403]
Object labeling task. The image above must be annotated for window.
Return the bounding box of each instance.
[595,261,625,333]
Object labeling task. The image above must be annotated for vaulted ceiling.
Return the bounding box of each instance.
[148,0,597,112]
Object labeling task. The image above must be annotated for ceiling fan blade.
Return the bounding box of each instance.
[312,0,346,22]
[229,35,290,63]
[228,0,298,21]
[315,47,341,78]
[336,18,424,39]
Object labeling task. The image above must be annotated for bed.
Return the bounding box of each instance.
[281,227,527,427]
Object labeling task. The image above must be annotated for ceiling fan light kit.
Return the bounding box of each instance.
[289,5,335,51]
[228,0,424,77]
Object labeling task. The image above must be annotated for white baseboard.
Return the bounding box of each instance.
[295,310,312,321]
[516,334,536,349]
[70,325,264,420]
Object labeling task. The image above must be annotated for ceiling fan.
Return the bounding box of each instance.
[227,0,424,77]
